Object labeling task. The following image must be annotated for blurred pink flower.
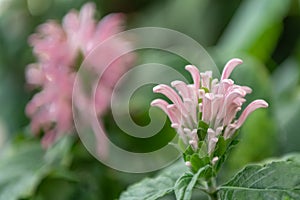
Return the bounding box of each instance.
[26,2,134,148]
[151,58,268,155]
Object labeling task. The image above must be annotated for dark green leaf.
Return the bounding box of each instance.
[175,166,209,200]
[198,120,209,130]
[189,154,209,173]
[183,146,194,164]
[198,120,209,141]
[119,161,187,200]
[219,159,300,199]
[213,136,227,157]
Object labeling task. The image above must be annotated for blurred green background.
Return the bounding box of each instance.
[0,0,299,199]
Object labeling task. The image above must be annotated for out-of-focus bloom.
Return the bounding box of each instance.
[26,2,134,148]
[151,58,268,158]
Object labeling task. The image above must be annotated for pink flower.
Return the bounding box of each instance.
[26,2,134,148]
[151,58,268,155]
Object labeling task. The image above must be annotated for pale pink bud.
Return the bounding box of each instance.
[208,137,218,155]
[212,157,219,165]
[189,140,198,151]
[185,161,192,167]
[223,124,237,139]
[207,128,219,155]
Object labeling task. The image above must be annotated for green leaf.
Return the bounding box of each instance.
[174,166,209,200]
[44,134,74,166]
[183,146,194,159]
[31,177,77,200]
[197,120,208,141]
[178,138,187,152]
[214,136,227,157]
[174,173,193,200]
[0,140,47,200]
[0,135,77,200]
[198,120,209,130]
[189,154,209,173]
[119,161,187,200]
[219,159,300,199]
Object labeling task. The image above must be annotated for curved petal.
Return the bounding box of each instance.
[153,84,186,114]
[185,65,200,89]
[150,99,169,115]
[221,58,243,80]
[235,99,269,128]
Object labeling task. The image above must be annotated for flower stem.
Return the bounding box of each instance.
[207,177,218,200]
[208,192,218,200]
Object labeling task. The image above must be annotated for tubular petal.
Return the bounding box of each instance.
[221,58,243,80]
[235,99,269,129]
[153,84,186,114]
[185,65,200,89]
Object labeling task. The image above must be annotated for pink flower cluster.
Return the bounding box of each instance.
[26,3,134,148]
[151,58,268,155]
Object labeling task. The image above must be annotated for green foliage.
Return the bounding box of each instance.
[174,166,209,200]
[174,173,193,200]
[0,140,46,200]
[219,157,300,199]
[189,155,209,174]
[197,120,209,141]
[120,154,300,200]
[119,161,187,200]
[120,162,213,200]
[0,137,75,200]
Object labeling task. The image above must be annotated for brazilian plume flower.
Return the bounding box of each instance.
[151,58,268,169]
[26,3,134,148]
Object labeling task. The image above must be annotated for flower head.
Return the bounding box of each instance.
[26,3,134,148]
[151,58,268,163]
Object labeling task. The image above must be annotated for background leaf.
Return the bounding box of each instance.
[0,139,47,200]
[218,0,291,61]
